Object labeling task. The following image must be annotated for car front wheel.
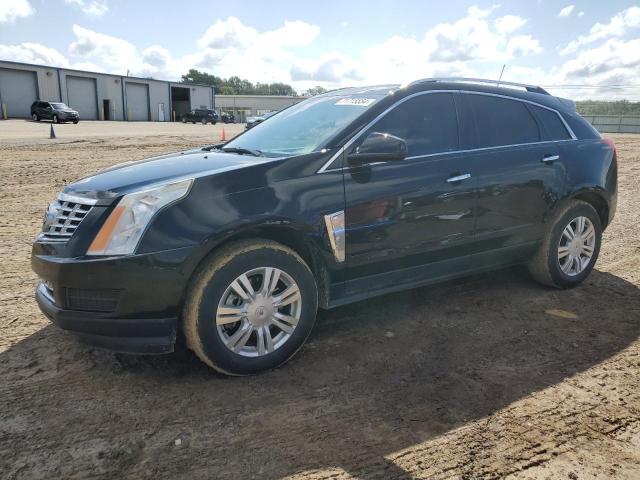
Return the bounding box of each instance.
[183,239,318,375]
[52,114,59,124]
[529,200,602,288]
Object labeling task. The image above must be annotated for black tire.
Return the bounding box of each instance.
[73,120,79,124]
[32,113,40,121]
[201,118,207,125]
[191,121,196,124]
[183,239,318,375]
[528,200,602,288]
[53,115,59,124]
[182,117,187,123]
[212,121,217,125]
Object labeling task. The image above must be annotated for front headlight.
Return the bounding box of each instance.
[87,179,193,256]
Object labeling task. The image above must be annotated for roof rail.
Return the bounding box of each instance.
[409,77,550,95]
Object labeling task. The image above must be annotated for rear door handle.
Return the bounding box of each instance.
[541,154,560,164]
[447,173,471,183]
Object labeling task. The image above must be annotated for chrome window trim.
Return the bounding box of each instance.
[58,192,98,205]
[316,89,577,174]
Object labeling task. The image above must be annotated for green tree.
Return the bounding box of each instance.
[303,86,328,96]
[181,69,297,96]
[576,100,640,116]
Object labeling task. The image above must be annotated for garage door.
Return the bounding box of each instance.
[126,82,149,121]
[0,68,38,118]
[66,76,98,120]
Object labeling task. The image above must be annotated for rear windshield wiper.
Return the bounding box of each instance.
[219,146,263,157]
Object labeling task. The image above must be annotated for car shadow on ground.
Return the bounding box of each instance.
[2,268,639,479]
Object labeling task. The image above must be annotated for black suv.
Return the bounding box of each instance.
[32,78,617,375]
[181,108,219,124]
[31,101,79,124]
[221,112,235,124]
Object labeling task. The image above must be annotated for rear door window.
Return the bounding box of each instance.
[364,92,459,157]
[529,104,572,141]
[465,94,540,148]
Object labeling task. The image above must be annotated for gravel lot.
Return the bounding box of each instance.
[1,120,639,479]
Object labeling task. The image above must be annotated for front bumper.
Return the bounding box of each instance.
[36,283,177,354]
[32,245,198,354]
[59,112,79,120]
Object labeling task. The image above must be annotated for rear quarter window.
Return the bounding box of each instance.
[465,94,540,148]
[529,104,572,141]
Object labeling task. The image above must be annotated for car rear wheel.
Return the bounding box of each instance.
[528,200,602,288]
[183,239,318,375]
[32,113,40,121]
[182,117,187,123]
[73,120,79,124]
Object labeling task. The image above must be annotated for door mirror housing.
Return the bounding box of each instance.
[347,132,407,165]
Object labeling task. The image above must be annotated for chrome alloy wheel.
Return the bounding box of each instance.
[557,216,596,276]
[216,267,302,357]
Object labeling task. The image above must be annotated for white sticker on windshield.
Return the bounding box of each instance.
[335,98,376,106]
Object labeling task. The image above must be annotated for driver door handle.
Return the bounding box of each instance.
[542,154,560,164]
[447,173,471,183]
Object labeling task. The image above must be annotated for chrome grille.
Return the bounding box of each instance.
[41,193,95,241]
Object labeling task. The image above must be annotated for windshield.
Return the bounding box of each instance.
[224,94,385,157]
[51,103,69,110]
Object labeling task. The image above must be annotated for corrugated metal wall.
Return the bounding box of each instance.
[583,115,640,134]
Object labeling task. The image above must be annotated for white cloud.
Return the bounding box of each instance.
[0,42,68,66]
[64,0,108,17]
[560,6,640,54]
[558,5,575,17]
[0,0,34,23]
[314,5,541,87]
[561,38,640,79]
[4,6,636,100]
[69,24,137,70]
[578,11,584,17]
[291,53,361,83]
[495,15,527,34]
[340,21,349,28]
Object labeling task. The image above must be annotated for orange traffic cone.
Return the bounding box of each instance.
[220,127,226,142]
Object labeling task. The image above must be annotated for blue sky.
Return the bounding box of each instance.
[1,0,639,98]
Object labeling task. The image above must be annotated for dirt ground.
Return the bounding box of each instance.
[0,121,639,479]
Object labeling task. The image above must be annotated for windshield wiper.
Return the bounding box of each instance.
[201,143,224,151]
[219,146,263,157]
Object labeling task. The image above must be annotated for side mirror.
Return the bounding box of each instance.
[347,132,407,165]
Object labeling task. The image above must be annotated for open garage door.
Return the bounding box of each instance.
[0,68,38,118]
[170,86,190,121]
[67,76,98,120]
[126,82,149,121]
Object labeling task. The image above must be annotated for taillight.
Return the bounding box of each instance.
[603,137,617,157]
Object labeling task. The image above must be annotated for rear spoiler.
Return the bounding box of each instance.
[556,97,576,111]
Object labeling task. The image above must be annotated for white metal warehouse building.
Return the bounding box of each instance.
[0,60,214,122]
[0,60,306,122]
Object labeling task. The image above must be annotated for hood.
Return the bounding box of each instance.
[57,108,78,113]
[64,148,278,202]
